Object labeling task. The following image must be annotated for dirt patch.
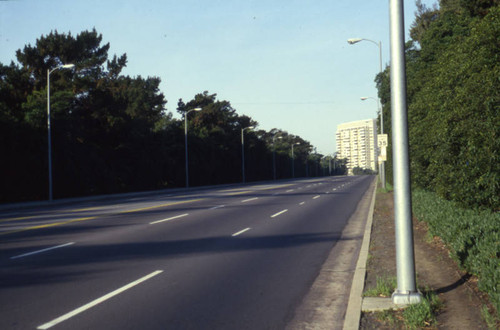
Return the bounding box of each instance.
[360,190,492,329]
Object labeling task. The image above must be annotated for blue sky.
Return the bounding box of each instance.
[0,0,436,154]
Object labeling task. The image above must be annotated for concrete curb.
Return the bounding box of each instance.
[343,177,378,329]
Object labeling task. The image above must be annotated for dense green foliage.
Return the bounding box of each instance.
[0,30,346,203]
[375,1,499,314]
[412,189,499,315]
[377,1,499,210]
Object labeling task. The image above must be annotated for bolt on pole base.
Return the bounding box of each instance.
[392,291,423,305]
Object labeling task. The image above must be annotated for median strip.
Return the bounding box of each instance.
[37,270,163,329]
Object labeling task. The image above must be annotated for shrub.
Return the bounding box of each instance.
[412,189,500,316]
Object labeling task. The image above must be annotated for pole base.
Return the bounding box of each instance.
[391,291,423,305]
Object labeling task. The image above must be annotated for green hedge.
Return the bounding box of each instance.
[412,189,499,315]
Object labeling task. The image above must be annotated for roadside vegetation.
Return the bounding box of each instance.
[363,275,442,329]
[413,189,500,320]
[375,0,499,320]
[0,30,347,203]
[377,0,499,211]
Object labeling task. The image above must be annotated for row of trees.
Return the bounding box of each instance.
[0,29,347,203]
[376,0,499,210]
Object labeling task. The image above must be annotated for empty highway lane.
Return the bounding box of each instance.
[0,175,374,329]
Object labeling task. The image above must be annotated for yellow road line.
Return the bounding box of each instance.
[0,215,39,223]
[0,216,97,236]
[0,206,107,223]
[224,191,253,196]
[119,199,204,214]
[255,184,295,190]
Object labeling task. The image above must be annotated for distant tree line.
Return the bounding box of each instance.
[0,29,347,203]
[376,0,499,210]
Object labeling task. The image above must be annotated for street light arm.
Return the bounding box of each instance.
[49,63,76,75]
[348,38,382,72]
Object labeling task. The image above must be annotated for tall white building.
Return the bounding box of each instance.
[336,119,378,175]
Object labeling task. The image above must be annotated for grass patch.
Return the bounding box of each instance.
[377,181,393,193]
[481,305,500,329]
[366,282,443,329]
[403,289,442,329]
[364,276,397,297]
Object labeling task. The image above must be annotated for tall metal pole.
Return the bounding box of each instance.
[273,143,276,180]
[184,108,202,188]
[291,142,300,178]
[46,64,74,201]
[389,0,422,305]
[184,113,189,188]
[47,69,53,201]
[377,41,386,190]
[241,129,246,183]
[241,126,253,183]
[272,134,281,180]
[349,37,386,189]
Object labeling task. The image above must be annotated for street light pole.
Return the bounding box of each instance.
[47,63,75,201]
[389,0,422,305]
[291,142,300,178]
[184,107,202,188]
[361,96,386,188]
[272,134,282,180]
[241,126,254,183]
[348,37,386,189]
[361,97,383,134]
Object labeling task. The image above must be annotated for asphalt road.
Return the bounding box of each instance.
[0,175,374,329]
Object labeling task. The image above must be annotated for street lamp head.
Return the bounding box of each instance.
[247,126,255,130]
[360,97,369,100]
[347,38,363,45]
[193,107,202,111]
[61,64,75,69]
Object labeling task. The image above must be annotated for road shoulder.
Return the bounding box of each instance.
[287,176,377,330]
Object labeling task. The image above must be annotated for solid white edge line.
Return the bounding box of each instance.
[37,270,163,330]
[232,228,251,237]
[10,242,75,260]
[271,209,288,218]
[241,197,258,203]
[150,213,189,224]
[210,205,225,210]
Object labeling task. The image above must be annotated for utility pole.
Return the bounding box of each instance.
[389,0,422,305]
